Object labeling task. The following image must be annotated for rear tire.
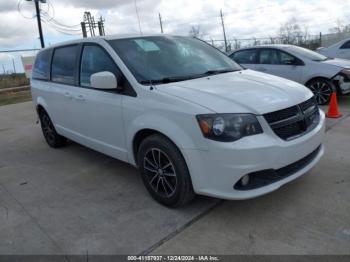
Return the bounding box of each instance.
[137,134,195,207]
[39,109,66,148]
[306,78,333,105]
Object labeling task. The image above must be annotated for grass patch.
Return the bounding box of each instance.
[0,90,32,106]
[0,74,30,89]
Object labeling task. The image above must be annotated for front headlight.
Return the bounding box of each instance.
[196,113,263,142]
[341,69,350,78]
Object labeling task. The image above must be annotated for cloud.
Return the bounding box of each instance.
[0,0,350,50]
[59,0,132,9]
[0,11,38,48]
[0,53,14,63]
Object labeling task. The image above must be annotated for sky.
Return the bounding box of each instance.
[0,0,350,73]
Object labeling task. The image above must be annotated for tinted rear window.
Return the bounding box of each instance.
[51,45,78,85]
[32,49,51,80]
[340,40,350,49]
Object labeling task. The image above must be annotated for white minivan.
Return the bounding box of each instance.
[31,35,325,207]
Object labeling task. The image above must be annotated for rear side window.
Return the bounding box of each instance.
[32,49,51,80]
[340,40,350,49]
[279,51,296,65]
[51,45,78,85]
[259,49,280,64]
[230,50,257,64]
[80,45,119,87]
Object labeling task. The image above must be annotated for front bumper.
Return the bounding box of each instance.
[182,110,325,200]
[334,74,350,94]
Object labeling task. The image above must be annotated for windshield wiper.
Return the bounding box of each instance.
[140,75,195,85]
[203,69,238,75]
[140,69,239,85]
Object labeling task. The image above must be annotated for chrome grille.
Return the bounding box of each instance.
[264,97,320,140]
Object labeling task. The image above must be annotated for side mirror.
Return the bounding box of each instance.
[284,58,304,66]
[284,59,295,65]
[90,71,118,90]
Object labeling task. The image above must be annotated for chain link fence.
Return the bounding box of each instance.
[204,34,323,52]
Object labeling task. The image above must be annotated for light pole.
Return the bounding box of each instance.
[25,0,46,48]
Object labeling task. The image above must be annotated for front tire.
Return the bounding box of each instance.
[306,78,333,105]
[137,134,195,207]
[39,110,66,148]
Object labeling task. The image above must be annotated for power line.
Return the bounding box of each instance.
[41,15,81,32]
[17,0,35,19]
[41,12,80,29]
[42,20,82,35]
[0,49,40,53]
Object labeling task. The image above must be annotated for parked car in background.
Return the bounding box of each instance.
[31,35,325,207]
[229,45,350,105]
[317,38,350,60]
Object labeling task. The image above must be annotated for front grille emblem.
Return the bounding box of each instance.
[297,105,308,131]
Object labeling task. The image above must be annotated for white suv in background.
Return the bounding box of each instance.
[229,45,350,105]
[317,38,350,60]
[31,35,325,207]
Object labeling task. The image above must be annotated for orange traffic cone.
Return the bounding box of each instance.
[326,92,342,118]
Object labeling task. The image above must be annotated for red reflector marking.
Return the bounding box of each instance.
[25,64,33,70]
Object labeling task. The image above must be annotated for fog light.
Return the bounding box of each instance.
[241,175,250,186]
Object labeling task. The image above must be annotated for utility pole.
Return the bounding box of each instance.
[97,16,105,36]
[84,12,95,37]
[12,59,16,74]
[81,22,87,38]
[34,0,45,48]
[220,9,228,52]
[81,12,105,37]
[2,65,6,75]
[25,0,46,48]
[158,13,164,33]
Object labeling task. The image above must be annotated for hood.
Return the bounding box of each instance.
[320,58,350,69]
[157,70,313,114]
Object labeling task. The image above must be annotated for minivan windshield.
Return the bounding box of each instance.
[286,46,329,61]
[108,36,242,84]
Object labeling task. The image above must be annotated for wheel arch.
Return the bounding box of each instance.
[304,76,332,87]
[36,104,46,115]
[127,115,208,166]
[305,76,341,94]
[132,129,170,166]
[35,96,49,115]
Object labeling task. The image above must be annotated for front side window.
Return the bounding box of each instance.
[231,49,257,64]
[108,36,242,84]
[32,49,51,80]
[51,45,78,85]
[340,40,350,49]
[80,45,119,87]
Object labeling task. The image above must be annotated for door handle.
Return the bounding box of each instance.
[64,92,72,98]
[76,94,86,101]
